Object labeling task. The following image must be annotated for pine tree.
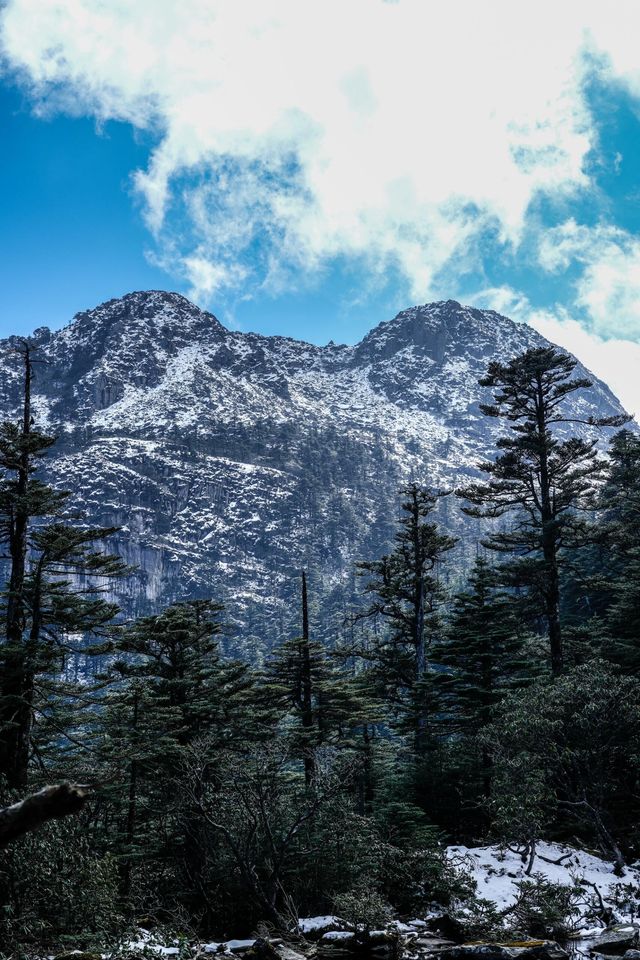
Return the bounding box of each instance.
[595,429,640,671]
[115,599,252,743]
[99,599,259,915]
[265,572,381,790]
[0,342,127,787]
[355,483,456,752]
[432,556,532,797]
[601,429,640,548]
[97,678,182,902]
[458,347,627,677]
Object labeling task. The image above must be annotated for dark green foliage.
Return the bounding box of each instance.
[0,344,127,788]
[453,897,506,941]
[506,877,580,940]
[596,430,640,672]
[331,885,393,942]
[114,599,253,742]
[97,600,258,923]
[458,346,627,676]
[0,813,123,952]
[355,483,456,751]
[484,662,640,868]
[454,877,580,942]
[5,341,640,955]
[430,557,533,820]
[434,557,532,735]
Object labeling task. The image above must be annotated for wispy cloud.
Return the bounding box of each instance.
[0,0,607,304]
[4,0,640,402]
[539,220,640,339]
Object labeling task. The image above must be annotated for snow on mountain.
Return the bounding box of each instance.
[0,291,629,652]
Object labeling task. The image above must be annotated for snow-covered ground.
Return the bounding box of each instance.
[58,843,640,958]
[447,841,640,932]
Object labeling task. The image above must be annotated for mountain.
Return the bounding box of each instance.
[0,292,628,653]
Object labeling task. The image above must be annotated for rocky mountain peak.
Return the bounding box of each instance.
[59,289,224,354]
[354,299,531,365]
[0,291,630,650]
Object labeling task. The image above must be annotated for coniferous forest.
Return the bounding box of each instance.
[3,341,640,959]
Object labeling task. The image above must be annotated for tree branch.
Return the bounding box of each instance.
[0,782,92,847]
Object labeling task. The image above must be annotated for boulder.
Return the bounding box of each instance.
[298,917,348,941]
[415,936,458,952]
[428,948,513,960]
[425,913,467,942]
[589,925,640,954]
[243,939,283,960]
[276,946,310,960]
[427,942,569,960]
[319,931,355,945]
[508,944,569,960]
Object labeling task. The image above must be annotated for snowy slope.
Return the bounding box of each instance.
[0,292,629,651]
[448,842,640,934]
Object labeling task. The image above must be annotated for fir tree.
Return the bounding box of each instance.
[100,599,259,916]
[98,678,182,902]
[355,483,456,752]
[265,572,382,792]
[433,556,531,797]
[458,347,627,676]
[0,342,127,786]
[593,430,640,671]
[114,599,252,743]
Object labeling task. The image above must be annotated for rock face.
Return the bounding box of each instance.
[0,291,629,654]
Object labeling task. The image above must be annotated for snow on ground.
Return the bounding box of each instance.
[126,930,258,956]
[297,915,345,934]
[448,841,640,927]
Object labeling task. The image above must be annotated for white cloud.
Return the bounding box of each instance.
[5,0,640,360]
[0,0,608,302]
[539,220,640,339]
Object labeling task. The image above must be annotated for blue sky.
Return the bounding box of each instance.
[3,1,640,412]
[0,82,410,344]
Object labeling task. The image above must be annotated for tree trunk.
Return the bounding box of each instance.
[535,373,563,677]
[480,623,493,797]
[300,571,315,787]
[411,489,428,755]
[0,346,33,787]
[121,691,139,900]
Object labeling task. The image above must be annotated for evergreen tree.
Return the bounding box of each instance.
[0,342,127,787]
[432,556,532,798]
[601,429,640,550]
[99,599,259,918]
[97,678,182,902]
[114,599,253,743]
[265,572,382,794]
[594,430,640,671]
[458,347,627,676]
[356,483,456,752]
[484,662,640,872]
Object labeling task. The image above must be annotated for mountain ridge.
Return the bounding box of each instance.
[0,291,629,652]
